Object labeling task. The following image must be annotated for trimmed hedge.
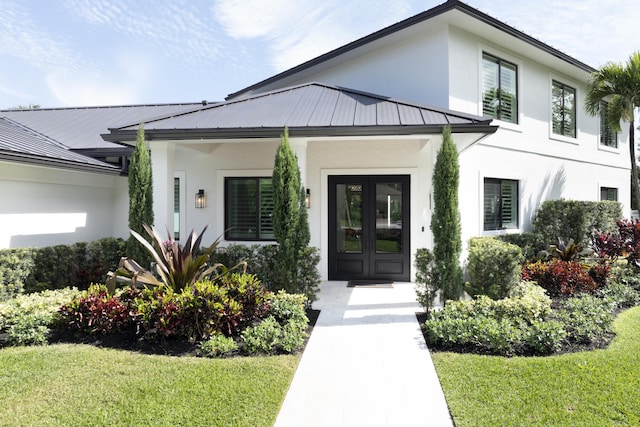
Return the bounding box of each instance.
[0,238,126,296]
[532,199,621,248]
[0,248,36,301]
[466,237,522,300]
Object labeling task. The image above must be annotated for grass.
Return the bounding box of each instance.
[0,344,298,427]
[431,306,640,426]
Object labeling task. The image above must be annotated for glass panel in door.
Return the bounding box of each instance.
[336,183,363,253]
[375,182,403,254]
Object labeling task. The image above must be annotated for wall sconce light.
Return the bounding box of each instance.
[305,188,311,209]
[195,189,206,208]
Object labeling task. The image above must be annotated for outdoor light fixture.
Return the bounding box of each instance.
[195,189,206,208]
[305,188,311,209]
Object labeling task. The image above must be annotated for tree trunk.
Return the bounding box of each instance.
[629,121,640,214]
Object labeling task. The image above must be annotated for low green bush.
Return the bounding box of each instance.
[0,287,80,346]
[466,237,522,300]
[597,281,640,309]
[522,319,567,355]
[608,262,640,290]
[556,294,613,344]
[198,334,239,357]
[242,316,282,354]
[241,291,309,355]
[424,283,554,356]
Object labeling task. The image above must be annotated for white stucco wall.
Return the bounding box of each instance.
[0,161,128,248]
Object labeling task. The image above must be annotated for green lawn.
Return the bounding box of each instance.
[432,306,640,426]
[0,344,298,427]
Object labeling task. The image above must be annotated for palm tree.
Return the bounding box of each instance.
[585,51,640,208]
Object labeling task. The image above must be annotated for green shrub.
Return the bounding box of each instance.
[596,281,640,310]
[608,262,640,290]
[0,287,80,346]
[268,290,308,324]
[532,199,620,248]
[241,291,309,355]
[497,232,545,262]
[425,283,554,356]
[466,237,522,300]
[242,316,282,354]
[557,294,613,344]
[414,248,438,316]
[198,334,239,358]
[0,248,36,300]
[522,320,566,355]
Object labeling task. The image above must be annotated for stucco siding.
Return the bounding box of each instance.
[0,161,127,248]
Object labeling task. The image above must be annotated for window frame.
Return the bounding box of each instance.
[483,177,519,232]
[481,52,519,124]
[551,80,577,139]
[224,176,275,241]
[600,186,618,202]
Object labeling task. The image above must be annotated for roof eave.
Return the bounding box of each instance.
[103,123,498,143]
[0,152,121,175]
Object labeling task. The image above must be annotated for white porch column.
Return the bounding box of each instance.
[150,141,175,232]
[289,138,308,186]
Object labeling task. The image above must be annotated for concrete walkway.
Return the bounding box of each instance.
[274,281,454,427]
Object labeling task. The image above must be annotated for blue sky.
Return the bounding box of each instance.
[1,0,638,109]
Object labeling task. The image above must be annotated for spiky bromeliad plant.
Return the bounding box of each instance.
[108,224,245,293]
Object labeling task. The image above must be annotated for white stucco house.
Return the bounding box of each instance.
[1,0,630,283]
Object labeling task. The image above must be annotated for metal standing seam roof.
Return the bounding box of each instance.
[104,82,496,142]
[0,117,119,173]
[226,0,595,100]
[0,102,210,150]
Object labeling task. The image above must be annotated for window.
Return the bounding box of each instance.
[600,187,618,201]
[599,101,618,148]
[225,177,275,240]
[484,178,518,231]
[482,53,518,123]
[551,80,576,137]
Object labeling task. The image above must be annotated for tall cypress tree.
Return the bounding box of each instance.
[271,127,309,293]
[126,124,154,266]
[431,126,463,302]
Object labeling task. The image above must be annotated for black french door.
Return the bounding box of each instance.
[328,175,410,281]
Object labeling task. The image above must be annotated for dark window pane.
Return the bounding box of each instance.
[482,53,518,124]
[225,177,275,241]
[484,178,519,231]
[552,81,576,137]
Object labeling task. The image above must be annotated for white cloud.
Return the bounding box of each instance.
[471,0,640,67]
[0,0,85,73]
[213,0,415,71]
[63,0,228,69]
[45,48,154,107]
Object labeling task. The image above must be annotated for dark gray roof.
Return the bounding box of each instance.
[0,103,209,150]
[227,0,595,100]
[0,117,119,174]
[104,82,496,142]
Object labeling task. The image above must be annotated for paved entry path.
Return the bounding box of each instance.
[274,281,454,427]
